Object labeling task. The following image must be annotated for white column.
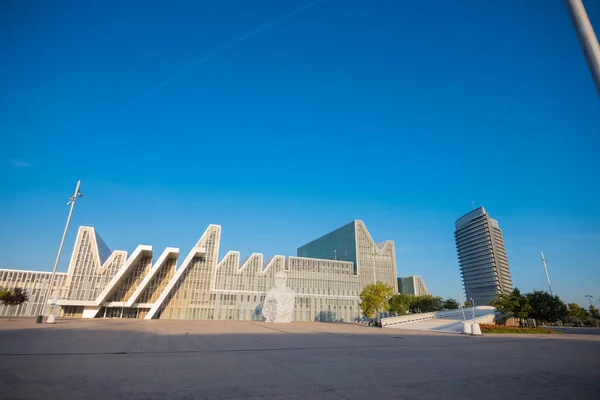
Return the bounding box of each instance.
[564,0,600,95]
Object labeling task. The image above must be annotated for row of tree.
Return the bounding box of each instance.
[388,293,459,315]
[358,283,600,328]
[491,288,600,326]
[359,282,460,320]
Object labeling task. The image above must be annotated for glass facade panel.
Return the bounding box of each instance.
[297,221,357,269]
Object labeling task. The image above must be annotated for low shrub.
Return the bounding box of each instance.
[479,324,560,334]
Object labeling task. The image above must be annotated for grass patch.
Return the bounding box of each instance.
[479,324,561,334]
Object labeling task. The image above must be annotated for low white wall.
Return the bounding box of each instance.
[381,309,464,327]
[82,306,102,319]
[381,307,496,327]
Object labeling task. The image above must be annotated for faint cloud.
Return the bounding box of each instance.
[9,159,33,168]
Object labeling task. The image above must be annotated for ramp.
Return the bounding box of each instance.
[381,306,496,333]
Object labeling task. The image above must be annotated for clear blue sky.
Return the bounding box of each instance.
[1,0,599,307]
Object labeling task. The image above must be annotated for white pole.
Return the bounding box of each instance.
[371,247,378,322]
[470,297,475,320]
[457,289,466,321]
[38,180,82,320]
[564,0,600,95]
[541,251,553,296]
[585,295,593,307]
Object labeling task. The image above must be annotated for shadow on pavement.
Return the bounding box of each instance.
[0,318,599,400]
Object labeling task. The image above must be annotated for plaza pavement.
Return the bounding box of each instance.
[0,317,599,400]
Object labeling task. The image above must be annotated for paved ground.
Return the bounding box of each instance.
[549,327,600,335]
[1,318,599,400]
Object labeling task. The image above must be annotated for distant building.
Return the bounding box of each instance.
[0,220,398,322]
[454,207,512,305]
[397,276,429,296]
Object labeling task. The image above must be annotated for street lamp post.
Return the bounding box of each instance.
[457,289,466,321]
[37,180,83,323]
[540,252,553,296]
[585,295,598,328]
[585,295,593,307]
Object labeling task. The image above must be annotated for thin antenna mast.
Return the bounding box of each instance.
[541,251,553,296]
[457,289,466,321]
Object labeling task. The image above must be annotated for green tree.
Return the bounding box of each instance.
[0,287,29,320]
[584,305,599,327]
[589,305,600,320]
[442,298,460,310]
[491,288,531,321]
[359,282,394,320]
[567,303,587,326]
[409,295,444,313]
[388,293,413,316]
[525,291,568,323]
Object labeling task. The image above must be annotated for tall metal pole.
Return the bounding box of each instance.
[587,295,599,328]
[585,295,593,307]
[564,0,600,95]
[540,251,553,296]
[457,289,466,321]
[371,247,379,323]
[38,180,82,321]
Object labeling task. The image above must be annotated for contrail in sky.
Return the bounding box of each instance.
[123,0,326,111]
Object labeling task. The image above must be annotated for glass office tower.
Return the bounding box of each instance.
[454,207,512,305]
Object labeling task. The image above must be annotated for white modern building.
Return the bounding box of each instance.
[0,220,398,322]
[0,269,67,317]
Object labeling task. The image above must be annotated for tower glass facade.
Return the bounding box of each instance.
[454,207,512,305]
[297,221,357,269]
[397,276,429,296]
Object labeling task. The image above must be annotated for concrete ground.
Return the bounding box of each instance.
[548,327,600,335]
[0,318,599,400]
